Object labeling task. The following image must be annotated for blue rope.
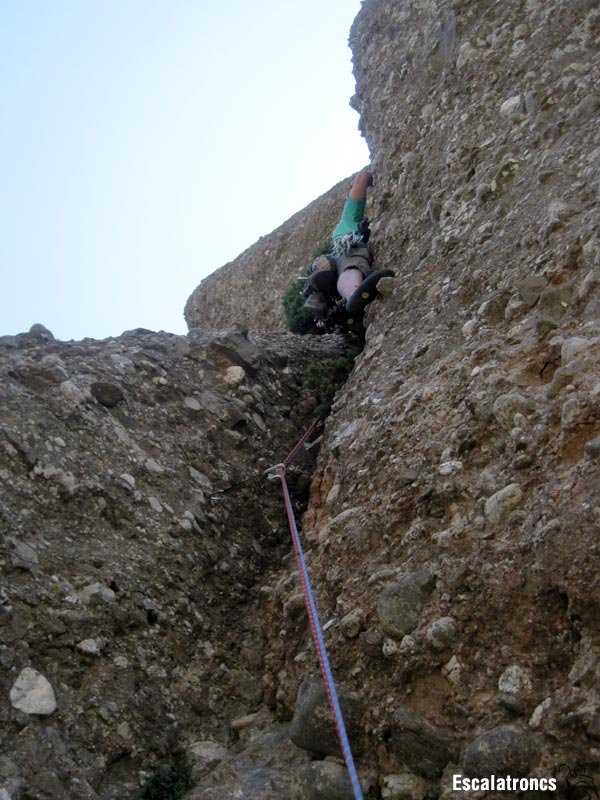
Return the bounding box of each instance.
[277,466,363,800]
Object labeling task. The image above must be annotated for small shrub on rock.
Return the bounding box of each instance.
[282,240,333,336]
[138,758,194,800]
[304,350,359,417]
[283,271,316,335]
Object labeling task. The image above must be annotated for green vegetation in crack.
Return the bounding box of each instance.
[283,268,316,334]
[303,345,360,418]
[138,758,194,800]
[283,239,333,335]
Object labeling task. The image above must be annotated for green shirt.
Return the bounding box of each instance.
[331,196,366,240]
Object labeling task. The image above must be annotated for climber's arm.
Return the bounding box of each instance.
[331,168,373,240]
[348,168,373,201]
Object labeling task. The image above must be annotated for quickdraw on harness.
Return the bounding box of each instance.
[331,230,366,257]
[265,419,364,800]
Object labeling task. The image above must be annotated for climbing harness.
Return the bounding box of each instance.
[266,420,364,800]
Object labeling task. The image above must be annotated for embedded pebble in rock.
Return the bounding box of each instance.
[120,472,136,489]
[9,668,56,715]
[148,496,163,513]
[90,381,124,407]
[340,608,365,639]
[59,379,88,405]
[561,337,592,364]
[290,761,355,800]
[493,393,535,428]
[425,617,457,651]
[289,677,362,757]
[78,582,116,605]
[77,639,102,656]
[184,396,202,411]
[443,656,462,686]
[484,484,523,525]
[187,740,228,779]
[498,665,533,713]
[224,365,246,386]
[326,482,341,508]
[381,773,428,800]
[377,568,436,640]
[499,95,522,117]
[144,458,164,476]
[11,541,38,567]
[117,722,133,740]
[438,460,462,476]
[389,706,457,779]
[561,397,580,429]
[463,726,537,777]
[584,438,600,460]
[529,698,552,731]
[400,635,418,654]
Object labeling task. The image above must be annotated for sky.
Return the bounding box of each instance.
[0,0,369,341]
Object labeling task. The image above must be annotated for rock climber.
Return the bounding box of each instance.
[303,167,394,331]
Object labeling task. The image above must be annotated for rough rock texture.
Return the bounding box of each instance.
[0,325,346,799]
[260,0,600,796]
[3,0,600,798]
[184,176,357,333]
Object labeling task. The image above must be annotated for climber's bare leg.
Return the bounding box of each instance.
[337,268,364,301]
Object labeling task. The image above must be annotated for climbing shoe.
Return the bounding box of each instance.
[324,302,366,336]
[303,291,328,320]
[346,270,395,315]
[341,312,366,336]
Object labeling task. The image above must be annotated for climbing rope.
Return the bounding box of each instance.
[208,418,322,501]
[282,416,321,466]
[266,420,364,800]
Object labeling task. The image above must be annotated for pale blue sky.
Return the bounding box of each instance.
[1,0,369,341]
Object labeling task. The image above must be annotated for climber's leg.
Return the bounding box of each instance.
[336,268,364,301]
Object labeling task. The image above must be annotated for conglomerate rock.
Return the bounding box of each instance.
[0,325,347,798]
[3,0,600,797]
[260,0,600,796]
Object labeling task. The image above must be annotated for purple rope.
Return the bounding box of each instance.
[277,465,363,800]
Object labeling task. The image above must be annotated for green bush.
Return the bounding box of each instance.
[282,272,316,335]
[138,758,194,800]
[282,241,334,335]
[304,351,359,417]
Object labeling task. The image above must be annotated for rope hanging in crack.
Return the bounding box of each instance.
[266,419,364,800]
[208,418,322,501]
[282,417,321,466]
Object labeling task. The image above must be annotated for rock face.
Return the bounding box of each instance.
[0,325,347,798]
[184,176,357,332]
[3,0,600,797]
[260,0,600,796]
